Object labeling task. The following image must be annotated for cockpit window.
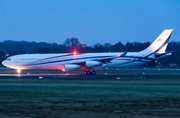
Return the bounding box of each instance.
[6,58,11,60]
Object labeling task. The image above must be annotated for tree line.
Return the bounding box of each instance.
[0,38,179,67]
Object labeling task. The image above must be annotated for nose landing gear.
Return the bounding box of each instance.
[84,70,96,75]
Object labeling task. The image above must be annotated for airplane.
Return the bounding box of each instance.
[2,29,173,75]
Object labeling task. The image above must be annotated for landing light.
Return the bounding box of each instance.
[17,69,21,73]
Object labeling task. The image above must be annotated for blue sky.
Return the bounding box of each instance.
[0,0,180,46]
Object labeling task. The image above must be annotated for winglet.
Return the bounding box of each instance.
[121,51,128,57]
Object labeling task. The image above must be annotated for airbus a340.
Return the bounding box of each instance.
[2,29,173,75]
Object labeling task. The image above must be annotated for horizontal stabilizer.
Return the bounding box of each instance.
[154,50,177,58]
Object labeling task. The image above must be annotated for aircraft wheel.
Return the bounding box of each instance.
[86,71,90,75]
[84,70,95,75]
[91,71,96,75]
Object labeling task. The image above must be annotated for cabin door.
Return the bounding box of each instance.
[16,56,20,63]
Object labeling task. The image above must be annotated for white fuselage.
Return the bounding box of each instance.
[2,52,154,71]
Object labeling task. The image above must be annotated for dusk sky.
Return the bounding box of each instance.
[0,0,180,46]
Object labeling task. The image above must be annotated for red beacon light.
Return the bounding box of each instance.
[73,51,77,55]
[117,55,120,58]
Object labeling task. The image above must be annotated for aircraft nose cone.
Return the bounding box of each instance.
[2,60,7,66]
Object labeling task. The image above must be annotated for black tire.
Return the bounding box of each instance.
[91,71,96,75]
[86,71,90,75]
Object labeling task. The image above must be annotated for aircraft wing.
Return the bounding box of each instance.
[72,56,115,65]
[154,50,177,58]
[72,52,128,65]
[94,52,128,63]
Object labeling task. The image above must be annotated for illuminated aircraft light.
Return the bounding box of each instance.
[62,69,65,72]
[17,69,21,73]
[117,55,120,58]
[39,76,43,79]
[73,51,77,55]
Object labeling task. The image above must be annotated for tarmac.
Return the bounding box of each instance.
[0,73,163,79]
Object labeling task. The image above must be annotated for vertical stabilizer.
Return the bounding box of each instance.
[141,29,173,57]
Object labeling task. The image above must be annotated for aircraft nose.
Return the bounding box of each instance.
[2,60,7,66]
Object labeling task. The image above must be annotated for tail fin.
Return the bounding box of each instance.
[141,29,173,57]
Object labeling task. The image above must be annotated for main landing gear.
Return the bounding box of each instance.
[84,70,96,75]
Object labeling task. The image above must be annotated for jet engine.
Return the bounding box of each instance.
[64,64,80,71]
[85,61,102,68]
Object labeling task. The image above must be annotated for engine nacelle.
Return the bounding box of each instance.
[85,61,102,68]
[64,64,80,71]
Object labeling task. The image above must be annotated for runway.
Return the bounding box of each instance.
[0,73,164,79]
[0,69,179,79]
